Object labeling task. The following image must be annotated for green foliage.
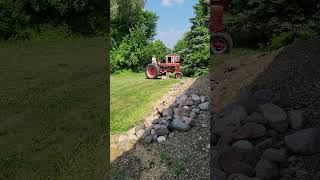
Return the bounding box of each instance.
[0,0,105,41]
[110,27,168,73]
[11,24,74,42]
[226,0,320,47]
[175,0,210,77]
[262,26,318,51]
[110,0,163,73]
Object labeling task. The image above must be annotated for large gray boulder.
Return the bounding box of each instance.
[260,103,288,132]
[284,128,320,155]
[172,118,190,131]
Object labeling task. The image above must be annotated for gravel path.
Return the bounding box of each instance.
[111,75,210,180]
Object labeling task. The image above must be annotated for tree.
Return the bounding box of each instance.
[177,0,210,76]
[226,0,320,47]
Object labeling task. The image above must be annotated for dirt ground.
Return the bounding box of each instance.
[110,75,211,180]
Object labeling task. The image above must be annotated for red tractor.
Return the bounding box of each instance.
[145,54,183,79]
[210,0,233,54]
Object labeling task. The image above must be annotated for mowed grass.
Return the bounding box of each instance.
[0,38,107,179]
[111,72,181,134]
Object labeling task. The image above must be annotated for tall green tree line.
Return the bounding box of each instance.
[174,0,210,76]
[110,0,169,73]
[0,0,106,40]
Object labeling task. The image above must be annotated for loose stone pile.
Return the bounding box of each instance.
[210,86,317,180]
[141,93,210,143]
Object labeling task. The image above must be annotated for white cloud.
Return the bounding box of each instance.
[155,28,187,49]
[161,0,185,7]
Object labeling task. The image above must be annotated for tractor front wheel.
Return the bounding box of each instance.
[211,33,233,54]
[145,64,159,79]
[175,72,183,79]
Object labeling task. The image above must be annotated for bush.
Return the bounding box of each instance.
[263,26,318,51]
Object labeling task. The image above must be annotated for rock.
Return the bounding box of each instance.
[159,119,165,125]
[213,105,246,136]
[178,94,187,100]
[232,140,253,150]
[183,106,190,110]
[151,129,155,136]
[135,123,145,133]
[172,118,190,131]
[192,108,201,114]
[185,99,194,106]
[157,136,166,143]
[182,116,195,126]
[118,135,129,144]
[260,103,288,132]
[232,86,258,114]
[191,94,200,103]
[127,127,136,137]
[162,108,172,117]
[143,135,153,143]
[260,103,287,122]
[287,156,297,163]
[166,120,175,131]
[255,159,278,180]
[246,112,267,124]
[200,96,206,103]
[288,110,304,129]
[165,115,173,121]
[169,132,175,138]
[254,89,274,105]
[127,130,138,141]
[256,138,273,150]
[199,102,210,111]
[222,161,254,176]
[296,170,308,177]
[144,114,160,127]
[227,174,262,180]
[153,135,158,141]
[135,129,145,139]
[284,128,320,155]
[190,111,198,119]
[262,148,287,163]
[154,124,169,136]
[211,167,227,180]
[152,118,164,124]
[233,123,266,140]
[218,148,261,176]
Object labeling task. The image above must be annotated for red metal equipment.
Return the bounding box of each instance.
[210,0,233,54]
[145,54,183,79]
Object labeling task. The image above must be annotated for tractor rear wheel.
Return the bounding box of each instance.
[211,32,233,54]
[145,64,159,79]
[175,72,183,79]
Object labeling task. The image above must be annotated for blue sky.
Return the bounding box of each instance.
[145,0,197,49]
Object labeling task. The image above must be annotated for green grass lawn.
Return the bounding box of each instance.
[0,38,107,179]
[110,72,181,134]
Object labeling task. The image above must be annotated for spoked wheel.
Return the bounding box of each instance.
[145,64,159,79]
[211,33,233,54]
[175,72,183,79]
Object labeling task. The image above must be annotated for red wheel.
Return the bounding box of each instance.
[145,64,159,79]
[211,33,233,54]
[175,72,183,79]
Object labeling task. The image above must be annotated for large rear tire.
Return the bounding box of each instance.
[211,32,233,54]
[175,72,183,79]
[145,64,159,79]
